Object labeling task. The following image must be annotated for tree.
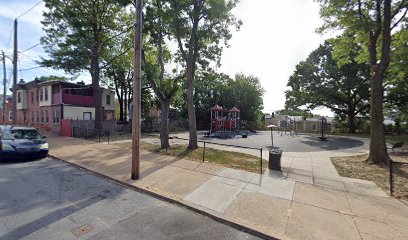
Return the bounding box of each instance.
[41,0,124,129]
[167,0,241,149]
[317,0,408,164]
[285,40,370,133]
[36,75,71,82]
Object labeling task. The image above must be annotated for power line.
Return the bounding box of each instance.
[20,43,41,53]
[16,0,43,19]
[19,51,40,63]
[19,66,43,71]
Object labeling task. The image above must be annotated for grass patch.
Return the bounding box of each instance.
[331,153,408,199]
[134,142,267,173]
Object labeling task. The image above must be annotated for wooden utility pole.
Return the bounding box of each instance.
[131,0,142,180]
[2,51,6,124]
[12,19,17,125]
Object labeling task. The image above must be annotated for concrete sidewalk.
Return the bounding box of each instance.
[48,135,408,240]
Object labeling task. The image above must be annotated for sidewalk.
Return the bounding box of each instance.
[48,135,408,240]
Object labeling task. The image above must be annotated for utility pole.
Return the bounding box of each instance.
[2,50,6,124]
[12,18,17,125]
[131,0,142,180]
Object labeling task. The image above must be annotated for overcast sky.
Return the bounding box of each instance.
[0,0,334,116]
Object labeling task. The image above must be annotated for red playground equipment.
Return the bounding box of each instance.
[209,104,255,138]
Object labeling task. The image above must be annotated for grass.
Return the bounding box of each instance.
[331,153,408,199]
[133,142,267,173]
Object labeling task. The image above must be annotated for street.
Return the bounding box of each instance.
[0,157,261,240]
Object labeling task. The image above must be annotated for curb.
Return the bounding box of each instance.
[48,154,280,240]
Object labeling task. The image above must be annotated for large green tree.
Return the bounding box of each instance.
[286,40,370,133]
[41,0,124,129]
[166,0,241,149]
[317,0,408,164]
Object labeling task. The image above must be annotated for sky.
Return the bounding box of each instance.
[0,0,334,116]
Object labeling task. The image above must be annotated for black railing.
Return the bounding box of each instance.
[172,136,264,174]
[389,160,408,196]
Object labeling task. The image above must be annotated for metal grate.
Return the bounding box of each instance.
[71,224,93,237]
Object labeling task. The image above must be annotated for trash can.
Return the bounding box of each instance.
[269,147,282,171]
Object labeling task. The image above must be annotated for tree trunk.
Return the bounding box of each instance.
[367,0,391,165]
[159,101,170,148]
[186,61,198,149]
[347,112,356,133]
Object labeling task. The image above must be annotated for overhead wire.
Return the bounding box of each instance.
[15,0,43,19]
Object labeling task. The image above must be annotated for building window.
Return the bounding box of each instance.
[41,110,44,123]
[40,89,43,101]
[31,111,34,123]
[45,88,48,101]
[8,111,12,121]
[83,112,92,120]
[53,111,60,124]
[36,90,39,102]
[106,94,111,105]
[36,111,39,123]
[31,92,34,103]
[46,110,49,123]
[17,92,21,103]
[23,112,27,123]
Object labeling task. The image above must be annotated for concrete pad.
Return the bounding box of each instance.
[312,171,341,180]
[293,182,350,212]
[343,181,388,197]
[185,180,243,213]
[286,202,361,240]
[170,159,201,171]
[225,191,291,239]
[136,166,186,187]
[151,171,211,199]
[354,217,405,240]
[265,169,288,178]
[289,168,313,176]
[245,174,295,200]
[287,173,313,184]
[346,193,408,229]
[216,168,256,183]
[313,177,345,190]
[210,175,249,188]
[194,163,225,175]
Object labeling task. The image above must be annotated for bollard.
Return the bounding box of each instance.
[203,142,206,162]
[260,148,263,174]
[389,160,393,195]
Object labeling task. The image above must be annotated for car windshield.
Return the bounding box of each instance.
[2,129,43,140]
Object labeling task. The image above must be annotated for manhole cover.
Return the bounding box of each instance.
[71,224,93,237]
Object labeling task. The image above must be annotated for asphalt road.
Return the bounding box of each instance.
[0,157,261,240]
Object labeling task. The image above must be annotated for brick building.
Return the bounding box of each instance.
[12,78,115,135]
[0,94,13,124]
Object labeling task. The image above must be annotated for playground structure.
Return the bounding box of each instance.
[209,105,255,138]
[279,116,298,136]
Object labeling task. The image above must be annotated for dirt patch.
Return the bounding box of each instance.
[331,152,408,200]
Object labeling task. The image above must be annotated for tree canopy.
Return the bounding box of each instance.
[286,40,370,133]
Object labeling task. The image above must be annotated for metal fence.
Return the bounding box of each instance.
[171,136,265,174]
[72,126,131,144]
[389,160,408,197]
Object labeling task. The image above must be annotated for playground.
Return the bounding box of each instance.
[199,105,369,153]
[174,131,369,153]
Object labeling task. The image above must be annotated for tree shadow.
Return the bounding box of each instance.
[299,136,365,150]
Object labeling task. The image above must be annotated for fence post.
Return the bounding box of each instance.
[98,129,101,142]
[260,148,263,174]
[203,142,206,162]
[389,160,393,195]
[108,131,110,144]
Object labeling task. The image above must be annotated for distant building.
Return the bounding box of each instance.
[265,113,335,132]
[0,94,13,125]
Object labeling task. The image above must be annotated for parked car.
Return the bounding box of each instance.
[0,126,49,160]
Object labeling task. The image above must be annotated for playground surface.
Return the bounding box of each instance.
[172,131,370,153]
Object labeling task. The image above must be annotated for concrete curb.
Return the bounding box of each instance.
[48,154,280,240]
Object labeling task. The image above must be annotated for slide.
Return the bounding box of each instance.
[240,121,256,133]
